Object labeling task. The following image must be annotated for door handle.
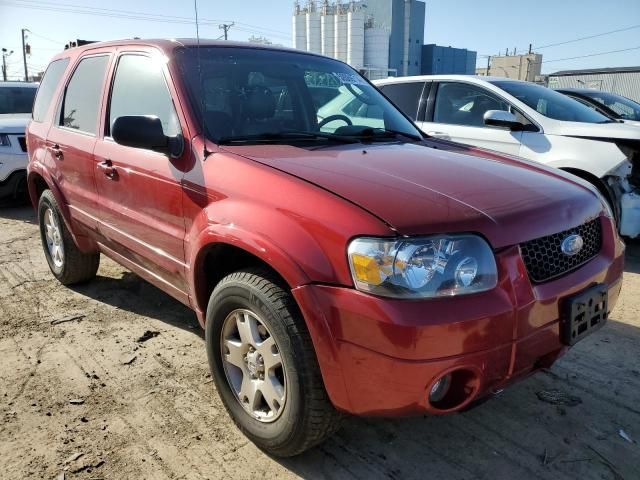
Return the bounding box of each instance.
[426,131,450,139]
[97,159,117,179]
[49,143,63,159]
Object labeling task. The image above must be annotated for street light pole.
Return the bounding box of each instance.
[21,28,30,81]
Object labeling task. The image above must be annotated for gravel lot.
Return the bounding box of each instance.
[1,204,639,480]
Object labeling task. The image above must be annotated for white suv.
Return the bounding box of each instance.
[374,75,640,238]
[0,82,38,202]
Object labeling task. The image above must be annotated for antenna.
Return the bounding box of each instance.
[193,0,211,159]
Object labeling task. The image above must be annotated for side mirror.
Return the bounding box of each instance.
[112,115,182,157]
[483,110,523,130]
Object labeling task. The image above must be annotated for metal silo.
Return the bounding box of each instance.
[320,1,335,57]
[347,7,365,69]
[334,7,349,62]
[364,26,390,78]
[292,6,307,51]
[306,4,321,54]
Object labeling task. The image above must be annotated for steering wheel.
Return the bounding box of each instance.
[318,114,353,129]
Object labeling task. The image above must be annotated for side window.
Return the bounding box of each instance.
[108,54,180,137]
[380,82,425,120]
[33,58,70,122]
[434,82,510,127]
[61,56,109,134]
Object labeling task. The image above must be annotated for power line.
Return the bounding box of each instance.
[533,24,640,51]
[0,0,291,40]
[532,46,640,66]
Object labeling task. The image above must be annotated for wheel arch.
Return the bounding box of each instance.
[190,234,311,323]
[559,167,619,221]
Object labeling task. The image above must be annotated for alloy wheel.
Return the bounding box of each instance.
[43,208,64,269]
[220,309,287,422]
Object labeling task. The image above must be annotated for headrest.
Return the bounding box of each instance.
[241,86,276,120]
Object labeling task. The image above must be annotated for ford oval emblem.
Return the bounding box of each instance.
[561,234,584,256]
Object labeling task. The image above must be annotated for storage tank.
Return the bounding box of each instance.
[364,26,389,72]
[320,11,335,57]
[292,13,307,50]
[347,9,365,69]
[306,10,321,54]
[334,13,349,62]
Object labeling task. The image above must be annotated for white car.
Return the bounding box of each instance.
[373,75,640,238]
[0,82,38,202]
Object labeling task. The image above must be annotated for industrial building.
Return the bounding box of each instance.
[292,0,425,79]
[548,66,640,103]
[476,52,542,82]
[420,44,476,75]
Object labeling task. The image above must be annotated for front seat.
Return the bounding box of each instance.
[239,86,277,136]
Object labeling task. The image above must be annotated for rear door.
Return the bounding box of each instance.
[92,49,189,299]
[45,53,111,228]
[418,81,523,155]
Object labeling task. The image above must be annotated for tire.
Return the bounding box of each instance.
[38,190,100,285]
[205,268,342,457]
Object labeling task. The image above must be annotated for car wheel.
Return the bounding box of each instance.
[205,268,342,457]
[38,190,100,285]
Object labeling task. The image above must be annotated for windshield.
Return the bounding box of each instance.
[0,85,37,114]
[174,46,421,144]
[578,90,640,121]
[491,80,611,123]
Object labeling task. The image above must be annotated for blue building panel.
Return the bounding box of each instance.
[421,44,477,75]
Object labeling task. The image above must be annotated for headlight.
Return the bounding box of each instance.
[347,235,497,298]
[0,134,10,147]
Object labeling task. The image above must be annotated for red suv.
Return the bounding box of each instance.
[26,40,624,456]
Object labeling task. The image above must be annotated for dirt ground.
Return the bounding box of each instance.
[0,204,639,480]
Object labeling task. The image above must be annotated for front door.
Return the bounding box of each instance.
[418,81,523,156]
[92,51,189,300]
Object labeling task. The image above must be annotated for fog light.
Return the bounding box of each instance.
[429,373,452,403]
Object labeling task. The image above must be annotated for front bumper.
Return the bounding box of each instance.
[292,215,625,416]
[620,189,640,238]
[0,168,27,200]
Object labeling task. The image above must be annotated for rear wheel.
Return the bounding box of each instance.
[205,268,342,457]
[38,190,99,285]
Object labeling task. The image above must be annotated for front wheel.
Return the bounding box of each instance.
[205,269,342,457]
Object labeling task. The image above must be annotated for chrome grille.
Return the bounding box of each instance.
[520,219,602,283]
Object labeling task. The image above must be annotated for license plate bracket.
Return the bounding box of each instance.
[561,284,608,346]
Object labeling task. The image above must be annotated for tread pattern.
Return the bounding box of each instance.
[38,190,100,285]
[211,268,343,457]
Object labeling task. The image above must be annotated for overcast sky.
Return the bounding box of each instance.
[1,0,639,79]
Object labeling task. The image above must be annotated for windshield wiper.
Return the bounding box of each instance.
[334,126,423,142]
[218,131,359,145]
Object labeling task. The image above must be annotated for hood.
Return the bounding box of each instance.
[544,119,640,140]
[222,141,602,248]
[0,114,30,133]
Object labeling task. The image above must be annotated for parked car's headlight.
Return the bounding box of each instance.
[347,235,497,298]
[0,134,10,147]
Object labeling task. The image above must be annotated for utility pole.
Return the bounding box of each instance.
[218,22,234,40]
[21,28,30,81]
[1,48,14,82]
[486,55,491,76]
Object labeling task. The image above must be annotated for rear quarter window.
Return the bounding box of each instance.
[380,82,425,120]
[32,58,70,122]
